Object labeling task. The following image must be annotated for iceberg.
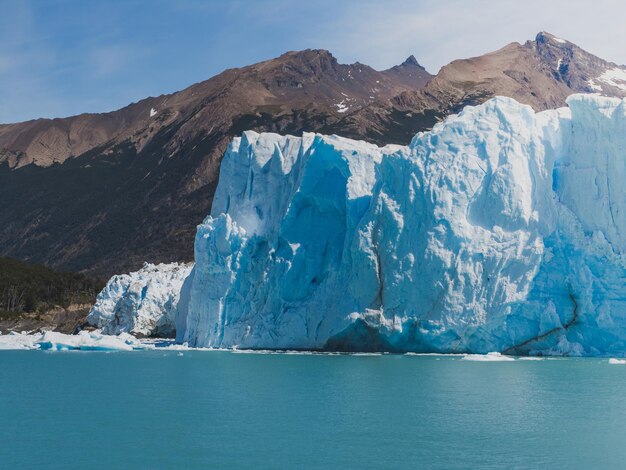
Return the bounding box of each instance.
[461,352,516,362]
[172,93,626,355]
[608,358,626,365]
[87,262,192,337]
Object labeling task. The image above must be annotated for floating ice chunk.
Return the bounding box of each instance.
[0,332,40,350]
[608,358,626,364]
[37,331,144,351]
[0,331,148,351]
[461,352,516,362]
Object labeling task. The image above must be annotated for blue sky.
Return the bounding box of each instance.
[1,0,625,123]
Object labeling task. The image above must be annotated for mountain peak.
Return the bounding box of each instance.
[269,49,338,68]
[535,31,568,45]
[382,54,432,90]
[281,48,336,60]
[402,55,420,66]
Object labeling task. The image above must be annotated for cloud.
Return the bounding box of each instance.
[89,44,145,79]
[0,54,15,74]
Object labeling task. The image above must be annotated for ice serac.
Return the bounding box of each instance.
[176,94,626,355]
[88,262,192,337]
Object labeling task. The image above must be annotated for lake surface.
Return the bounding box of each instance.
[1,351,626,469]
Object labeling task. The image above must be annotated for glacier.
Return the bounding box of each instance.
[89,93,626,355]
[172,93,626,355]
[87,262,192,337]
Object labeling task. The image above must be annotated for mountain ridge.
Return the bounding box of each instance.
[0,49,430,169]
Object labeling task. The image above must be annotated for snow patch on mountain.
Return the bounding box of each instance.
[588,79,603,92]
[589,67,626,93]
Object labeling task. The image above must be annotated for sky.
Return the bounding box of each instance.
[1,0,626,123]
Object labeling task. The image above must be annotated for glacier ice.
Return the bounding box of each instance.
[87,262,192,337]
[171,93,626,355]
[84,93,626,355]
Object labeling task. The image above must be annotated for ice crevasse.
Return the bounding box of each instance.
[106,93,626,355]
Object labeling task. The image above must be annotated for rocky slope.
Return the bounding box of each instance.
[0,256,102,333]
[0,50,431,277]
[1,32,625,277]
[0,304,92,335]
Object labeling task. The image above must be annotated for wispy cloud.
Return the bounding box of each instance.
[88,44,148,79]
[0,54,16,74]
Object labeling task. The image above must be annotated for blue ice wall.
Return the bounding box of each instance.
[176,94,626,355]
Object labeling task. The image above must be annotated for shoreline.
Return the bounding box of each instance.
[2,330,626,361]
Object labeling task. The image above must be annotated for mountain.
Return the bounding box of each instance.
[0,50,431,277]
[1,32,625,277]
[376,54,432,89]
[171,94,626,355]
[422,31,626,107]
[338,32,626,143]
[0,49,428,169]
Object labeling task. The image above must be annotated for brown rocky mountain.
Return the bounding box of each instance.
[414,31,626,109]
[0,49,429,169]
[0,50,432,276]
[1,32,624,277]
[337,32,626,143]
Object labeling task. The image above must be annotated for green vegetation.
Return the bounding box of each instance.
[0,257,104,318]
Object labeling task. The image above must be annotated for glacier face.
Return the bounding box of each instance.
[88,262,192,337]
[175,94,626,355]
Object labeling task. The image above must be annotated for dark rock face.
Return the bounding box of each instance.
[1,32,625,277]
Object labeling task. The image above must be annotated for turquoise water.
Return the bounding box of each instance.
[1,352,626,469]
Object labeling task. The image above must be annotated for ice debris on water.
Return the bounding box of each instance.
[0,330,145,351]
